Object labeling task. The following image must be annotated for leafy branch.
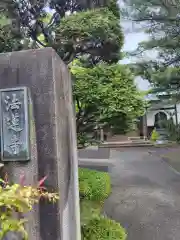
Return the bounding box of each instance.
[0,174,59,239]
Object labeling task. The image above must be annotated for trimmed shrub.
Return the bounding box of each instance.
[79,168,111,201]
[151,128,159,142]
[81,215,127,240]
[80,200,102,225]
[79,168,127,240]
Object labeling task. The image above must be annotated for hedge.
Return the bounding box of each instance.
[79,168,111,201]
[80,200,102,226]
[81,216,127,240]
[79,168,127,240]
[151,128,159,142]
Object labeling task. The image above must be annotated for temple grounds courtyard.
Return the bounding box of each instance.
[104,147,180,240]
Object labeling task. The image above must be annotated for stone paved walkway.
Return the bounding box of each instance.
[104,148,180,240]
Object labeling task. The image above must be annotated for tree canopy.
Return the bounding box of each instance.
[0,0,145,146]
[55,8,124,64]
[0,0,123,64]
[72,61,145,145]
[123,0,180,100]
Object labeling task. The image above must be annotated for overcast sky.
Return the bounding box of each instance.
[120,20,151,91]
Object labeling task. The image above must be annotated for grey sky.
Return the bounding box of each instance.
[120,20,151,91]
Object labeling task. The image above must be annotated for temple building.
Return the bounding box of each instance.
[138,94,179,139]
[105,93,180,142]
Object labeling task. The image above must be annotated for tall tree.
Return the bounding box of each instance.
[71,60,145,146]
[0,0,123,64]
[0,1,145,146]
[0,15,23,52]
[55,7,123,64]
[123,0,180,65]
[123,0,180,98]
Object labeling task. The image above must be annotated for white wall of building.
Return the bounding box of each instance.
[146,105,179,127]
[176,103,180,124]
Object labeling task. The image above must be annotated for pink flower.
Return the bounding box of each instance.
[38,176,48,188]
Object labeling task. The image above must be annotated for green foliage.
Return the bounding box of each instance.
[163,117,176,141]
[0,0,123,64]
[72,61,145,143]
[57,8,122,46]
[55,7,123,63]
[162,117,180,142]
[123,0,180,100]
[79,167,111,229]
[107,0,121,19]
[0,176,59,239]
[77,132,91,148]
[0,1,132,147]
[0,15,23,53]
[150,67,180,100]
[79,168,127,240]
[79,168,111,201]
[81,215,127,240]
[80,200,103,226]
[151,129,159,142]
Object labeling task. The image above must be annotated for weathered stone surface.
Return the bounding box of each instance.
[78,158,114,172]
[0,48,81,240]
[78,148,110,159]
[78,148,111,172]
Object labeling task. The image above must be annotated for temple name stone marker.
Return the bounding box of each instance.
[0,87,30,162]
[0,48,81,240]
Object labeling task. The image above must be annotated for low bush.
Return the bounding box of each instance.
[0,168,126,240]
[80,200,102,226]
[81,215,127,240]
[79,168,111,201]
[151,128,159,142]
[79,168,127,240]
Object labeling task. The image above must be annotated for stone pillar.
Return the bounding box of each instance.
[100,128,104,142]
[0,48,81,240]
[142,113,147,140]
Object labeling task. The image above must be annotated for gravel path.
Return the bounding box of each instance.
[104,148,180,240]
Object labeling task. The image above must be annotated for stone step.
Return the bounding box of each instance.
[128,137,141,140]
[103,140,151,145]
[78,148,110,159]
[128,137,148,142]
[78,158,114,173]
[99,141,153,148]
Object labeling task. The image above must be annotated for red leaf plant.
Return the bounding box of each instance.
[19,172,47,189]
[2,172,58,202]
